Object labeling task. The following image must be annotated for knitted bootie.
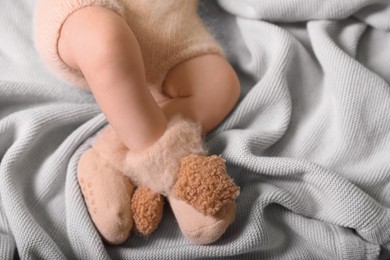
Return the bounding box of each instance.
[169,154,239,244]
[168,197,237,244]
[131,186,165,236]
[124,116,240,244]
[77,126,135,245]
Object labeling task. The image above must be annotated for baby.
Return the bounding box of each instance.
[35,0,240,244]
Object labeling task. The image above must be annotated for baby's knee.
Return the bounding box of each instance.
[219,61,241,108]
[205,56,240,112]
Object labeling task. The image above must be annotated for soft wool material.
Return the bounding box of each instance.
[124,116,239,244]
[131,187,164,236]
[173,155,239,216]
[77,126,136,244]
[78,117,239,243]
[124,117,207,196]
[168,196,237,245]
[77,148,134,245]
[34,0,224,94]
[3,0,390,259]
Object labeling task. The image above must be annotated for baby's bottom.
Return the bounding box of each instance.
[59,6,240,151]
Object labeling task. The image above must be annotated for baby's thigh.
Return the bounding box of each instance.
[161,54,240,132]
[35,0,128,89]
[162,54,240,107]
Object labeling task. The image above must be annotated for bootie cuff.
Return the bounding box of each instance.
[124,116,207,196]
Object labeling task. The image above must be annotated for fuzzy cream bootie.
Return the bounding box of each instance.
[77,127,134,244]
[124,116,240,244]
[77,126,164,244]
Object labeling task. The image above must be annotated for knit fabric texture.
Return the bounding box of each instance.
[33,0,224,94]
[124,116,207,196]
[1,0,390,259]
[173,155,239,216]
[131,187,164,236]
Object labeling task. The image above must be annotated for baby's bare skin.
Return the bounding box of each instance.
[59,6,240,151]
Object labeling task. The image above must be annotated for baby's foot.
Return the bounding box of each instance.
[169,196,236,244]
[172,155,239,215]
[169,154,239,244]
[131,186,165,236]
[77,126,135,245]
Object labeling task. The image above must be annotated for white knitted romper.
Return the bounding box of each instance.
[34,0,224,93]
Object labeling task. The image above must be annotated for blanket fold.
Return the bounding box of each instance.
[1,0,390,259]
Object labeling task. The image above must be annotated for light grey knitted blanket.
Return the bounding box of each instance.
[1,0,390,259]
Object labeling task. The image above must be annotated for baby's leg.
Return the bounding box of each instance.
[161,54,240,134]
[58,6,167,151]
[161,54,240,244]
[57,6,168,244]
